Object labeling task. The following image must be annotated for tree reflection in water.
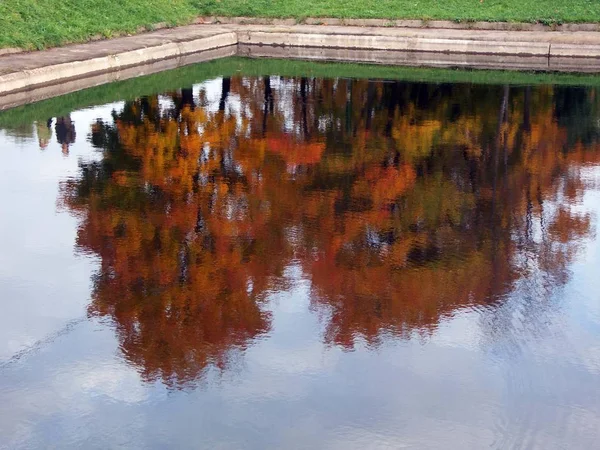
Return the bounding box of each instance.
[60,77,599,388]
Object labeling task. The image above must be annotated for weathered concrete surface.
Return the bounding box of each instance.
[0,46,236,111]
[234,24,600,52]
[239,45,553,72]
[3,22,600,106]
[239,29,551,56]
[0,26,236,95]
[235,24,600,72]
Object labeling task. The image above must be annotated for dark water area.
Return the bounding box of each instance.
[1,74,600,449]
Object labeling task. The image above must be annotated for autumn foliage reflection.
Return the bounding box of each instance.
[61,77,599,385]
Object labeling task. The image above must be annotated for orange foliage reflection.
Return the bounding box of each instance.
[61,78,600,385]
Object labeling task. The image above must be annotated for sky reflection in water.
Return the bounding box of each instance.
[1,74,600,449]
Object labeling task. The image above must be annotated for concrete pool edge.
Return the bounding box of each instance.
[3,23,600,109]
[0,47,238,111]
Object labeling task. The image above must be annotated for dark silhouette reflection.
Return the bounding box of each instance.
[60,80,599,387]
[55,115,76,156]
[35,119,52,149]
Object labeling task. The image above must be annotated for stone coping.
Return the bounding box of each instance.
[2,22,600,107]
[200,16,600,32]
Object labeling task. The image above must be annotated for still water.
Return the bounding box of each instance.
[1,73,600,449]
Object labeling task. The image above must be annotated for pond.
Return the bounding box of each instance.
[1,59,600,449]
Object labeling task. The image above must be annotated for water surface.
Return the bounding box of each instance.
[1,71,600,449]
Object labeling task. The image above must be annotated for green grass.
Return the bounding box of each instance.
[0,0,198,50]
[2,0,600,50]
[2,56,600,130]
